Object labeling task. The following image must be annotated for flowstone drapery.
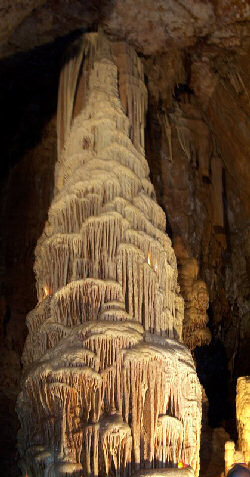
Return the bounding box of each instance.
[17,33,202,477]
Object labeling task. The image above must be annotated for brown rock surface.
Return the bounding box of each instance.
[0,1,250,58]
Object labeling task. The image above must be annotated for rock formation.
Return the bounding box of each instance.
[237,377,250,467]
[175,250,211,352]
[225,376,250,473]
[16,33,202,477]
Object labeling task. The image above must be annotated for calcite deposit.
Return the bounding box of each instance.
[225,376,250,473]
[17,33,202,477]
[177,255,211,352]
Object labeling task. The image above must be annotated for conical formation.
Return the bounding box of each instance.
[17,33,202,477]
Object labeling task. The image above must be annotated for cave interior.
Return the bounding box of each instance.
[0,1,250,476]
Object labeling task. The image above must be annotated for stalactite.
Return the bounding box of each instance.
[211,156,224,230]
[17,32,202,477]
[158,110,173,163]
[113,42,148,153]
[170,105,211,178]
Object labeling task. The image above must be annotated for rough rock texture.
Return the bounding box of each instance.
[237,377,250,466]
[175,252,211,351]
[0,0,250,58]
[225,376,250,473]
[133,470,194,477]
[144,44,250,427]
[17,33,202,477]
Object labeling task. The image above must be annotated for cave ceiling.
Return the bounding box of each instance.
[0,0,250,58]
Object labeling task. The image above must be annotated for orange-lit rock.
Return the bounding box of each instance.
[225,377,250,473]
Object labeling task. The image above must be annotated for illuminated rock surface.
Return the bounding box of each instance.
[225,376,250,473]
[17,33,202,477]
[176,255,211,352]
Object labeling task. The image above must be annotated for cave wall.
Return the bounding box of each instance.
[144,48,250,430]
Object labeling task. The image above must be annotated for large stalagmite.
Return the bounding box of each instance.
[17,33,202,477]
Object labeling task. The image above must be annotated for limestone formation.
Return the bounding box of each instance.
[225,376,250,473]
[237,377,250,467]
[133,469,194,477]
[173,242,211,352]
[17,33,202,477]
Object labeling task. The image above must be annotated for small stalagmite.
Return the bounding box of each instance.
[176,252,211,352]
[224,376,250,474]
[17,32,202,477]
